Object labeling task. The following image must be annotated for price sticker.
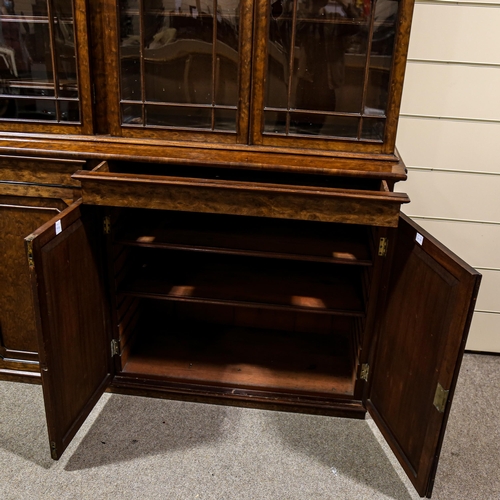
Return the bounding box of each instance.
[415,232,424,246]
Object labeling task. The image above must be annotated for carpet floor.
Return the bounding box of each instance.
[0,353,498,500]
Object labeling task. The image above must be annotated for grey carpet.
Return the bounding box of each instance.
[0,353,498,499]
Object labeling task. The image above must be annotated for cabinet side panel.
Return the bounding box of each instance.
[0,203,63,355]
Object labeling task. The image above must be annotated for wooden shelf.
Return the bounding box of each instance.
[115,209,373,265]
[120,251,366,316]
[122,318,356,397]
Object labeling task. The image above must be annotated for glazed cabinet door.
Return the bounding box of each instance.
[26,200,112,459]
[99,0,254,144]
[0,0,93,134]
[250,0,415,154]
[365,214,481,497]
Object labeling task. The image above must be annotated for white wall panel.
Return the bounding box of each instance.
[409,4,500,65]
[474,269,500,313]
[398,1,500,351]
[396,169,500,222]
[397,117,500,173]
[400,63,500,120]
[429,0,500,5]
[406,218,500,269]
[466,313,500,352]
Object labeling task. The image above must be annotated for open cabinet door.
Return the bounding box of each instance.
[26,200,112,459]
[365,214,481,497]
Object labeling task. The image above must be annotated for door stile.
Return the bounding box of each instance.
[423,272,481,497]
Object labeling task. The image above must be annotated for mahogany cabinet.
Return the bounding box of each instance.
[0,0,481,498]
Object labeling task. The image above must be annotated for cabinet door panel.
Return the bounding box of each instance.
[0,0,93,134]
[102,0,253,144]
[251,0,415,154]
[27,200,111,459]
[0,198,67,365]
[366,214,480,497]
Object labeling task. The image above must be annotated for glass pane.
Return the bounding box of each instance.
[53,0,78,92]
[364,0,398,114]
[215,0,239,107]
[266,0,371,114]
[264,0,399,141]
[0,0,79,122]
[119,0,240,132]
[290,113,358,138]
[59,99,79,122]
[0,97,56,121]
[144,1,214,104]
[0,0,80,122]
[214,108,236,130]
[121,103,143,124]
[214,49,239,106]
[263,110,286,134]
[119,0,141,103]
[146,104,211,128]
[361,117,385,141]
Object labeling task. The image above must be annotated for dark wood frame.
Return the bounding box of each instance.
[0,0,94,135]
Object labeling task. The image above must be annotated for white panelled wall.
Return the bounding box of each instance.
[396,0,500,351]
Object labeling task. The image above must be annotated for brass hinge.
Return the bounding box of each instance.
[433,383,449,413]
[103,216,111,235]
[50,441,57,460]
[378,237,388,257]
[26,236,35,269]
[111,339,120,356]
[360,363,369,382]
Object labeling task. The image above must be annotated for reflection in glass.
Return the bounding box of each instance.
[146,104,212,128]
[290,112,358,138]
[214,108,236,130]
[263,110,286,134]
[0,0,80,122]
[119,0,240,132]
[361,117,385,141]
[121,102,143,124]
[264,0,399,141]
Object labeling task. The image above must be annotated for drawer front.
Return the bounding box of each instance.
[73,161,409,227]
[0,156,85,187]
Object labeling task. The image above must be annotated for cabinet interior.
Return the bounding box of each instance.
[108,208,375,401]
[99,160,386,191]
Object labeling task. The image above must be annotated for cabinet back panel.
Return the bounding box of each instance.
[120,300,357,397]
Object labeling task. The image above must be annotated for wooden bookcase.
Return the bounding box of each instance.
[0,1,480,497]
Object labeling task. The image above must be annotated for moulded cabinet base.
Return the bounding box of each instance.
[108,376,368,420]
[0,365,41,384]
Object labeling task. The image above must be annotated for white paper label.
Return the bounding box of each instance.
[55,220,62,235]
[416,232,424,245]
